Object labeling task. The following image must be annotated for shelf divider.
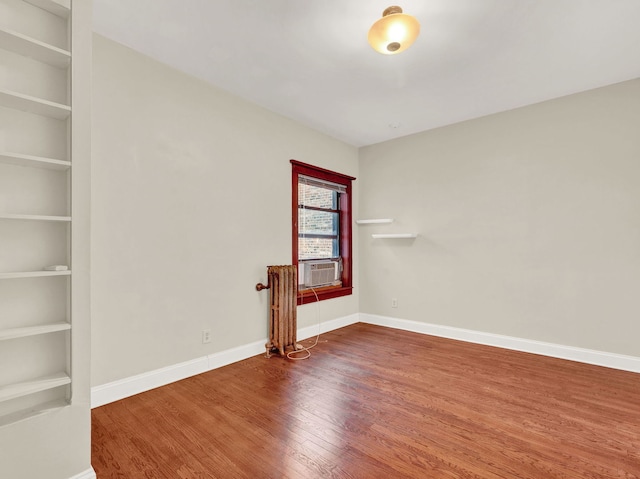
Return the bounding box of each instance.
[0,213,71,222]
[0,88,71,120]
[24,0,70,17]
[0,322,70,341]
[0,271,71,280]
[0,152,70,170]
[0,373,71,403]
[0,28,70,68]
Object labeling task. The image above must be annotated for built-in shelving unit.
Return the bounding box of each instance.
[371,233,418,239]
[356,218,394,224]
[0,0,74,424]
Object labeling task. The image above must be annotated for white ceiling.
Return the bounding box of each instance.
[92,0,640,147]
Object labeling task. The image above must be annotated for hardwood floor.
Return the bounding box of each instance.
[92,323,640,478]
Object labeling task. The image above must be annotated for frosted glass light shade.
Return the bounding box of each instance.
[368,6,420,55]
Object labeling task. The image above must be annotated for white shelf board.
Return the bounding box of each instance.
[0,213,71,222]
[371,233,418,239]
[0,372,70,403]
[24,0,70,18]
[356,219,394,224]
[0,322,70,341]
[0,398,69,428]
[0,152,70,170]
[0,270,71,279]
[0,88,71,119]
[0,28,70,68]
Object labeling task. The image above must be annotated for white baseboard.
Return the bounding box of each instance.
[298,312,360,341]
[92,311,637,408]
[69,468,96,479]
[91,356,210,408]
[91,313,360,408]
[206,338,267,371]
[360,313,640,373]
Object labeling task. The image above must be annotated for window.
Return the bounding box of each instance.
[291,160,355,304]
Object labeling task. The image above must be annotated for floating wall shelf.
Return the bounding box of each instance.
[356,218,394,224]
[371,233,418,239]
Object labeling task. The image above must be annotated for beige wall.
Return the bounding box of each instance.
[91,32,639,391]
[91,35,358,387]
[359,79,640,357]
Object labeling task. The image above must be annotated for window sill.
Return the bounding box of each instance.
[297,285,352,305]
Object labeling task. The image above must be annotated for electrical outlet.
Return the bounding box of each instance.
[202,329,212,344]
[391,298,398,308]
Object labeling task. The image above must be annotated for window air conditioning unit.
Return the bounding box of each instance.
[303,260,340,288]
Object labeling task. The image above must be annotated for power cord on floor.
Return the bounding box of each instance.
[287,287,321,361]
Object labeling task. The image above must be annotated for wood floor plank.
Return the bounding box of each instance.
[92,323,640,478]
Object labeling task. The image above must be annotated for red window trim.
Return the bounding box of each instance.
[291,160,355,305]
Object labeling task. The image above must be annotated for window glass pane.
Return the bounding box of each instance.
[298,183,337,209]
[298,237,337,260]
[299,208,339,259]
[299,209,338,236]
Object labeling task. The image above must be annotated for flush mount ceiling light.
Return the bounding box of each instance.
[368,6,420,55]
